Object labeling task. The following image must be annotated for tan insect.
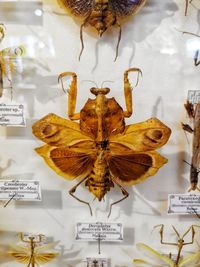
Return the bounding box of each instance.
[0,23,25,99]
[8,233,59,267]
[57,0,147,60]
[32,68,171,216]
[182,101,200,191]
[134,225,200,267]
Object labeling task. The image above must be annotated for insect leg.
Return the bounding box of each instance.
[79,23,85,61]
[108,177,129,218]
[154,225,178,246]
[123,68,142,118]
[58,72,80,120]
[69,177,93,216]
[114,23,122,62]
[182,225,196,245]
[194,50,200,66]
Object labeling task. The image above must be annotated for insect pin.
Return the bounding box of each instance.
[134,224,200,267]
[57,0,146,61]
[182,100,200,191]
[0,23,25,99]
[8,233,59,267]
[32,68,171,217]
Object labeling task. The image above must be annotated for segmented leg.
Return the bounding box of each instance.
[108,177,129,218]
[114,23,122,62]
[79,23,85,61]
[58,72,80,120]
[69,177,93,216]
[154,224,178,246]
[123,68,142,118]
[182,225,195,245]
[194,50,200,66]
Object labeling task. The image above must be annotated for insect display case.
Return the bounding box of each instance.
[0,0,200,267]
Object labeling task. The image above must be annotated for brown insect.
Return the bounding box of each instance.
[57,0,147,60]
[0,24,25,99]
[182,101,200,191]
[32,68,171,216]
[8,233,59,267]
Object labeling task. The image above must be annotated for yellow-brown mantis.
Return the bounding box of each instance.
[134,225,200,267]
[8,233,59,267]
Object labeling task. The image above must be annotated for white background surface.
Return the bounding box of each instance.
[0,0,200,266]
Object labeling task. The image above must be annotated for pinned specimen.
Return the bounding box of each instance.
[57,0,146,60]
[134,224,200,267]
[182,101,200,191]
[8,233,59,267]
[0,24,25,99]
[32,68,171,216]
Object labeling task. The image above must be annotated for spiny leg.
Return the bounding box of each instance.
[69,177,93,216]
[194,50,200,66]
[123,68,142,118]
[114,23,122,62]
[108,177,129,218]
[58,71,80,120]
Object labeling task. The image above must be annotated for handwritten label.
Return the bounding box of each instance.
[168,194,200,214]
[0,180,41,201]
[187,90,200,104]
[76,222,123,241]
[0,103,25,126]
[85,258,109,267]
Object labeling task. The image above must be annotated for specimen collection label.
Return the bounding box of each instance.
[168,194,200,214]
[0,103,25,126]
[85,258,109,267]
[76,222,123,241]
[0,180,41,201]
[187,90,200,104]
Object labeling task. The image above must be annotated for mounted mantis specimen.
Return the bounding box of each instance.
[134,224,200,267]
[57,0,147,61]
[182,101,200,191]
[32,68,171,216]
[0,24,25,99]
[8,233,59,267]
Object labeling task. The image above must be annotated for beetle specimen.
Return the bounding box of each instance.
[32,68,171,216]
[8,233,59,267]
[57,0,147,60]
[0,24,25,99]
[182,101,200,191]
[134,224,200,267]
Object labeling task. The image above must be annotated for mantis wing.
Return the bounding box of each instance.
[7,244,30,264]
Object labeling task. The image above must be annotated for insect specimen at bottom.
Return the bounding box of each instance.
[0,23,25,99]
[8,233,59,267]
[182,101,200,191]
[134,224,200,267]
[32,68,171,216]
[57,0,147,60]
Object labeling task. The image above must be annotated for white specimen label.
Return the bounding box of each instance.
[0,103,25,126]
[76,222,123,241]
[168,194,200,214]
[0,180,41,201]
[85,257,109,267]
[188,90,200,104]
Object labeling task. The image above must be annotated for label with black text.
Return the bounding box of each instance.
[168,194,200,214]
[0,103,25,126]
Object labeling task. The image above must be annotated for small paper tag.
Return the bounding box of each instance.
[187,90,200,104]
[0,180,41,201]
[76,222,123,241]
[168,194,200,214]
[85,258,109,267]
[21,233,45,243]
[0,103,25,126]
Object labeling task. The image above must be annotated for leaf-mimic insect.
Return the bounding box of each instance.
[182,101,200,191]
[0,24,25,99]
[134,224,200,267]
[32,68,171,216]
[57,0,147,60]
[8,233,59,267]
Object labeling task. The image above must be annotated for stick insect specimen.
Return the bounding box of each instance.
[134,224,200,267]
[57,0,146,60]
[8,233,59,267]
[0,24,25,99]
[32,68,171,216]
[182,101,200,191]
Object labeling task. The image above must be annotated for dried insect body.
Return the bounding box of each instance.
[134,225,200,267]
[0,24,25,99]
[32,68,171,216]
[8,233,59,267]
[182,101,200,191]
[57,0,146,60]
